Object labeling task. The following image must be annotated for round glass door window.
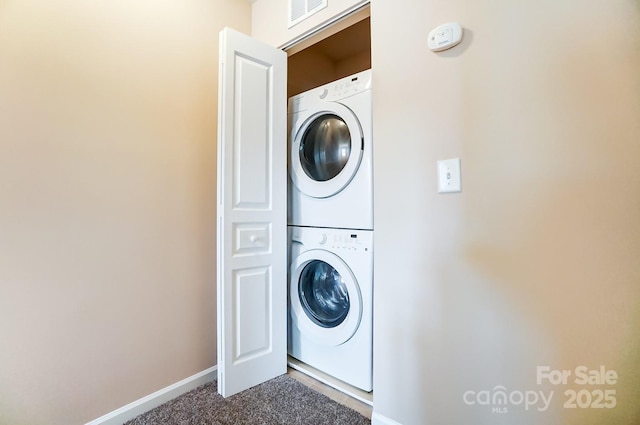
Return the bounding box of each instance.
[299,114,351,182]
[298,260,350,328]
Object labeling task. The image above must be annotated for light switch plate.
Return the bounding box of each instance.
[437,158,461,193]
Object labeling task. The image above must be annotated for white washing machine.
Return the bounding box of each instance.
[288,225,373,392]
[288,69,373,230]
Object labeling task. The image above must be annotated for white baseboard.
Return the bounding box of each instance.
[85,365,217,425]
[371,411,403,425]
[287,357,373,406]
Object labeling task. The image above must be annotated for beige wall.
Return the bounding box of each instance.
[0,1,250,424]
[371,1,640,424]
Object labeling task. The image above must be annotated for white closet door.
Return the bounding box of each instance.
[216,27,287,398]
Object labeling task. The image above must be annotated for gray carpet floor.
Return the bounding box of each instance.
[124,374,371,425]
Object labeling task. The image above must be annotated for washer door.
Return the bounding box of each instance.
[290,249,362,346]
[290,103,364,199]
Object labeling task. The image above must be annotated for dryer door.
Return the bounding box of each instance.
[289,103,364,199]
[290,249,363,346]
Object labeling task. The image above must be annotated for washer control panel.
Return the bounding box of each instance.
[328,232,370,252]
[290,226,373,253]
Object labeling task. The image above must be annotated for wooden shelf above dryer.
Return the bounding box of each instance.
[287,6,371,98]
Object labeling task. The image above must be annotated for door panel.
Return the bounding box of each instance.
[234,267,271,359]
[232,223,271,256]
[217,27,287,398]
[233,56,271,208]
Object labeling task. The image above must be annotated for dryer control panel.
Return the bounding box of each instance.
[288,69,372,113]
[325,73,370,100]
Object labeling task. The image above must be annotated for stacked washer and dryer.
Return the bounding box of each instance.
[287,69,373,392]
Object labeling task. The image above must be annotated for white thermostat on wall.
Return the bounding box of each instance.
[428,22,463,52]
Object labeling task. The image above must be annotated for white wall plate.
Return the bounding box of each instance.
[437,158,462,193]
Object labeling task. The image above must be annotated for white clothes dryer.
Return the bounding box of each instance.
[288,69,373,230]
[288,225,373,392]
